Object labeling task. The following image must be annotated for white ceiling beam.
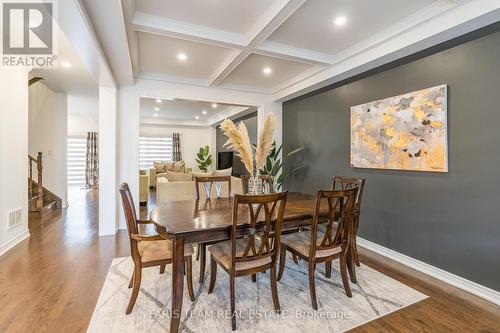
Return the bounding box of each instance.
[132,12,246,48]
[255,41,334,65]
[122,0,139,77]
[208,0,306,86]
[207,106,254,125]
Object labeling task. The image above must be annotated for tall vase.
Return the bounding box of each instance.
[248,176,263,195]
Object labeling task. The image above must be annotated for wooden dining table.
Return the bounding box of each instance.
[149,192,331,333]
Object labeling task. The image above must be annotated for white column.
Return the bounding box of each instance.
[0,68,30,255]
[98,86,117,236]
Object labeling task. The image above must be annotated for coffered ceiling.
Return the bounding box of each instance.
[82,0,499,98]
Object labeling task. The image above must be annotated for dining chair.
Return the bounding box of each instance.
[332,176,365,282]
[277,187,358,310]
[194,175,232,283]
[118,183,195,314]
[240,174,274,194]
[208,192,288,331]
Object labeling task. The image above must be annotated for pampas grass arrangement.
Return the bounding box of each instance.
[220,113,277,194]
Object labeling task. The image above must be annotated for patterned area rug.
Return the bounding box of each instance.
[88,255,426,332]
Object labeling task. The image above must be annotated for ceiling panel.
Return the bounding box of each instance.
[221,53,315,90]
[138,32,232,80]
[135,0,275,34]
[140,98,245,123]
[268,0,436,55]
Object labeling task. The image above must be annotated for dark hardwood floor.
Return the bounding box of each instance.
[0,188,499,332]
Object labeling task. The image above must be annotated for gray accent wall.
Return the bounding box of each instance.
[282,27,500,291]
[216,112,257,176]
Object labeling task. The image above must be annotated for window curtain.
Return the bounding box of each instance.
[85,132,99,189]
[172,133,182,161]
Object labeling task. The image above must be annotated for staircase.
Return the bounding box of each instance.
[28,152,62,217]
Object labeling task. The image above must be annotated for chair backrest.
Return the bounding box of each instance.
[118,183,140,258]
[195,175,231,200]
[332,176,365,210]
[240,174,274,194]
[310,188,358,258]
[231,192,288,270]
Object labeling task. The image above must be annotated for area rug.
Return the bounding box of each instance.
[88,255,427,332]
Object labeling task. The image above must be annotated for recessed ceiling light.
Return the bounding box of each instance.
[154,107,159,111]
[202,110,207,115]
[156,98,162,103]
[195,116,200,120]
[61,61,72,68]
[164,97,174,101]
[153,113,158,117]
[263,67,272,75]
[177,53,187,61]
[334,16,347,26]
[212,103,218,108]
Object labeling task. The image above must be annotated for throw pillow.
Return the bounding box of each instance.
[191,171,211,180]
[165,170,193,182]
[153,161,166,173]
[172,161,186,173]
[212,167,232,177]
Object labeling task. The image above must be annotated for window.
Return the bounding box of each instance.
[67,135,87,187]
[139,134,173,170]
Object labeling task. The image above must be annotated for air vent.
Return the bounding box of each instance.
[8,208,22,229]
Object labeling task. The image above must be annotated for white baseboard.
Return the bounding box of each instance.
[357,237,500,306]
[0,230,30,257]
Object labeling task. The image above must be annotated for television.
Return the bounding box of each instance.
[218,151,233,170]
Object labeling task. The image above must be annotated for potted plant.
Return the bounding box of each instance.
[196,145,212,172]
[259,142,304,191]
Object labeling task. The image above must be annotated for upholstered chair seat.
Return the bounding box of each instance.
[138,240,194,263]
[281,231,342,259]
[208,239,272,271]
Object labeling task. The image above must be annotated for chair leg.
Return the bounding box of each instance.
[325,261,332,278]
[340,254,353,298]
[159,264,166,274]
[185,256,195,301]
[199,243,206,283]
[196,243,200,261]
[230,275,236,331]
[292,253,299,264]
[251,274,256,282]
[126,265,142,314]
[128,271,134,289]
[208,255,217,294]
[277,247,287,281]
[353,237,360,267]
[346,248,357,284]
[308,262,318,310]
[270,266,280,312]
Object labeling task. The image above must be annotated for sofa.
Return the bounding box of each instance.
[148,160,192,187]
[156,176,243,203]
[139,170,149,205]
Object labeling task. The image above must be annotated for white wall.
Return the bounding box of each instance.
[67,94,99,134]
[139,124,213,172]
[117,78,282,229]
[28,82,68,207]
[0,68,30,256]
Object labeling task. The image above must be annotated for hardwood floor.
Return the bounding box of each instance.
[0,188,499,332]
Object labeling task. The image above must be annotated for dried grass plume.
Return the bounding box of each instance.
[255,113,276,172]
[220,118,254,176]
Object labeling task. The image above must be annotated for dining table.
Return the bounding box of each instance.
[149,192,334,333]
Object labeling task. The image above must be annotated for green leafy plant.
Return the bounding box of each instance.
[196,145,212,172]
[259,141,305,191]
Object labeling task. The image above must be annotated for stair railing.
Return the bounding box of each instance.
[28,152,43,205]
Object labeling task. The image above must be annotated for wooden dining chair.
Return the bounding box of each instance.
[240,174,274,194]
[208,192,288,331]
[332,176,365,282]
[118,183,195,314]
[194,175,232,283]
[277,187,358,310]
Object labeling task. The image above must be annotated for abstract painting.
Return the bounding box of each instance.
[351,85,448,172]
